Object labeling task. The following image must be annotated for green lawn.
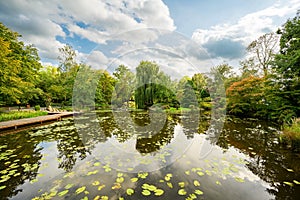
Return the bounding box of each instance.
[0,111,48,122]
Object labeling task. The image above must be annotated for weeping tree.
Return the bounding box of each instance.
[135,61,159,109]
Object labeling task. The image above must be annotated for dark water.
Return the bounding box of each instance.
[0,111,299,200]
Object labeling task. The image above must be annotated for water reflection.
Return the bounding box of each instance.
[0,112,299,199]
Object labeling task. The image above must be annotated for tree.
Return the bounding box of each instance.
[246,32,279,76]
[135,61,160,109]
[274,11,300,118]
[112,65,135,107]
[95,70,116,107]
[0,23,42,106]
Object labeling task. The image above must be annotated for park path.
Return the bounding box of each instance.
[0,112,76,131]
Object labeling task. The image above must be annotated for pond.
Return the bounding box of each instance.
[0,111,299,200]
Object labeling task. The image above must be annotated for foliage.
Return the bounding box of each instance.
[34,105,40,111]
[112,65,135,107]
[0,22,42,106]
[134,61,178,109]
[280,118,300,151]
[0,111,47,122]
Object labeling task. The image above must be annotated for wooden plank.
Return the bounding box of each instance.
[0,112,77,131]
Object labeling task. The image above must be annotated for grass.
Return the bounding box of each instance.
[280,118,300,151]
[165,107,191,114]
[0,111,48,122]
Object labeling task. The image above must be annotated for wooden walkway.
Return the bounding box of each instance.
[0,112,77,131]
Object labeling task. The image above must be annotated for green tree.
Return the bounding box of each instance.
[135,61,160,109]
[95,70,116,107]
[112,65,135,107]
[0,23,42,106]
[274,11,300,118]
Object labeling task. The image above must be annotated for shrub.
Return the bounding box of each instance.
[34,105,41,111]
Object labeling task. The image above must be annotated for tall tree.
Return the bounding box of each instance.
[135,61,159,109]
[246,32,279,76]
[0,23,42,106]
[112,65,135,107]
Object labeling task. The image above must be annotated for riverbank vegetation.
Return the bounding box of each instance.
[0,13,299,147]
[0,111,48,122]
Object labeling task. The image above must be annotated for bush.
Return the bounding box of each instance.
[34,105,41,111]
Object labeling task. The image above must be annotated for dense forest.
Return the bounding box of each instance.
[0,13,299,126]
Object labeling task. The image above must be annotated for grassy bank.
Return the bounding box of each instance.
[280,118,300,151]
[0,111,48,122]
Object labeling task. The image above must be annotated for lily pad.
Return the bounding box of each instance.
[178,182,185,187]
[116,177,124,183]
[58,190,68,196]
[142,189,151,196]
[65,183,74,189]
[131,177,138,183]
[194,189,203,195]
[154,189,164,196]
[75,186,86,194]
[293,180,300,185]
[92,181,100,186]
[126,188,134,196]
[178,189,187,195]
[193,180,200,187]
[283,181,293,187]
[197,171,204,176]
[0,185,6,190]
[235,177,245,183]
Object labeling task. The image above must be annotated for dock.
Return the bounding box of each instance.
[0,112,78,132]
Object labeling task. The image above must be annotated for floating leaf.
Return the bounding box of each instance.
[30,179,38,184]
[178,182,185,187]
[0,185,6,190]
[193,180,200,187]
[138,172,148,179]
[119,197,124,200]
[112,183,121,190]
[152,188,162,196]
[185,170,190,175]
[98,184,105,191]
[283,181,293,187]
[94,195,100,200]
[126,188,134,196]
[131,177,138,183]
[75,186,86,194]
[142,190,151,196]
[116,177,124,183]
[287,169,294,172]
[87,170,98,176]
[235,177,245,183]
[197,171,204,176]
[293,180,300,185]
[205,170,212,176]
[167,182,173,188]
[164,173,172,181]
[178,189,187,195]
[65,183,74,189]
[101,196,108,200]
[216,181,221,185]
[58,190,68,196]
[117,173,123,177]
[194,189,203,195]
[92,181,100,186]
[94,162,101,167]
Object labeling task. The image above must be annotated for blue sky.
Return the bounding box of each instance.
[0,0,299,71]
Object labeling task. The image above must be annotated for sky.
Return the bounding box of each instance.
[0,0,299,75]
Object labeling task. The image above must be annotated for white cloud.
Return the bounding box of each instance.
[0,0,175,64]
[191,0,300,65]
[193,0,300,44]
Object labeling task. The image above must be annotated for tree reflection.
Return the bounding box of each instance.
[0,132,42,199]
[216,119,300,200]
